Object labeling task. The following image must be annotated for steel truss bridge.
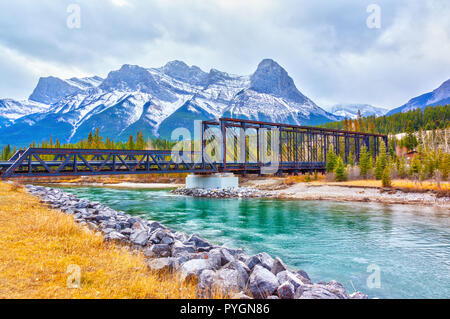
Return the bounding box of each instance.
[0,118,387,179]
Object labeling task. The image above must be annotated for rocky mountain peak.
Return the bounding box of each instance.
[162,60,207,86]
[29,76,81,104]
[250,59,308,104]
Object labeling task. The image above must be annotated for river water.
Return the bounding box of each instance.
[58,186,450,299]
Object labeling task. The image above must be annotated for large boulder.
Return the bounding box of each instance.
[130,229,149,246]
[215,268,247,293]
[222,260,250,286]
[295,284,340,299]
[180,259,215,282]
[105,231,126,243]
[296,269,312,284]
[186,234,212,249]
[197,269,217,297]
[271,257,288,275]
[276,270,305,291]
[160,235,174,245]
[277,282,295,299]
[148,244,172,258]
[205,248,234,268]
[248,265,279,299]
[245,252,274,271]
[322,280,350,299]
[147,257,175,272]
[172,240,196,256]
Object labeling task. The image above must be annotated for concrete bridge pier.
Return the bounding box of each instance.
[185,173,239,189]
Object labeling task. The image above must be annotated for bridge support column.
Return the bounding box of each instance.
[185,173,238,189]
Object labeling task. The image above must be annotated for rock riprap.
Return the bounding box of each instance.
[172,187,270,199]
[25,185,368,299]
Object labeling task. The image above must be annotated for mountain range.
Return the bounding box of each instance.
[387,78,450,115]
[1,58,449,148]
[329,104,388,119]
[0,59,340,147]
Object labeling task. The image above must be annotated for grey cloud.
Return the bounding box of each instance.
[0,0,449,108]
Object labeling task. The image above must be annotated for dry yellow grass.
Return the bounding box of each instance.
[0,182,201,299]
[307,179,449,192]
[284,174,325,185]
[17,173,187,186]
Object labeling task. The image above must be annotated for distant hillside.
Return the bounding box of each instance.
[320,104,449,135]
[330,104,388,119]
[387,78,450,115]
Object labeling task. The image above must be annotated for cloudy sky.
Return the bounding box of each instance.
[0,0,449,109]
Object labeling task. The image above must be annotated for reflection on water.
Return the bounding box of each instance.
[58,186,450,299]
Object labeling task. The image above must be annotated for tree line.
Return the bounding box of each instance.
[320,104,449,134]
[0,129,176,161]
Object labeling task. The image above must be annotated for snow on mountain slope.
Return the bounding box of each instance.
[0,59,339,146]
[330,104,388,119]
[222,59,339,125]
[387,78,450,115]
[0,99,50,120]
[29,75,103,104]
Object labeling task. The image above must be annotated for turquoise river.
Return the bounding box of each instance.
[58,186,450,299]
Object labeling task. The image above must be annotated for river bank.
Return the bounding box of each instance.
[37,176,449,208]
[0,182,199,298]
[43,182,183,189]
[173,183,449,208]
[23,184,368,299]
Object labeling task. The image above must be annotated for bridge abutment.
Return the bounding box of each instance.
[185,173,238,189]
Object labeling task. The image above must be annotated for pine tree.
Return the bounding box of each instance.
[87,131,94,148]
[348,151,355,167]
[439,152,449,180]
[334,156,347,182]
[404,121,418,151]
[381,165,392,187]
[93,128,103,149]
[313,170,319,181]
[409,155,421,178]
[127,135,135,150]
[136,130,146,150]
[423,151,436,179]
[398,156,407,178]
[375,141,387,180]
[326,146,337,173]
[4,144,11,160]
[305,172,312,182]
[359,144,370,178]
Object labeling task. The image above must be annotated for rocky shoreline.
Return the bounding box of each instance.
[172,187,271,199]
[26,184,368,299]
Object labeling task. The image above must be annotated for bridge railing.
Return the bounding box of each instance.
[0,148,217,178]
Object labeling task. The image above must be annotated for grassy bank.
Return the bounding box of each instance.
[0,182,198,299]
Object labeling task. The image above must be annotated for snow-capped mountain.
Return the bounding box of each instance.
[330,104,388,119]
[387,78,450,115]
[29,76,103,104]
[0,99,50,129]
[0,59,339,147]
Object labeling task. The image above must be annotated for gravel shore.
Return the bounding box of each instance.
[275,184,450,207]
[172,183,449,208]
